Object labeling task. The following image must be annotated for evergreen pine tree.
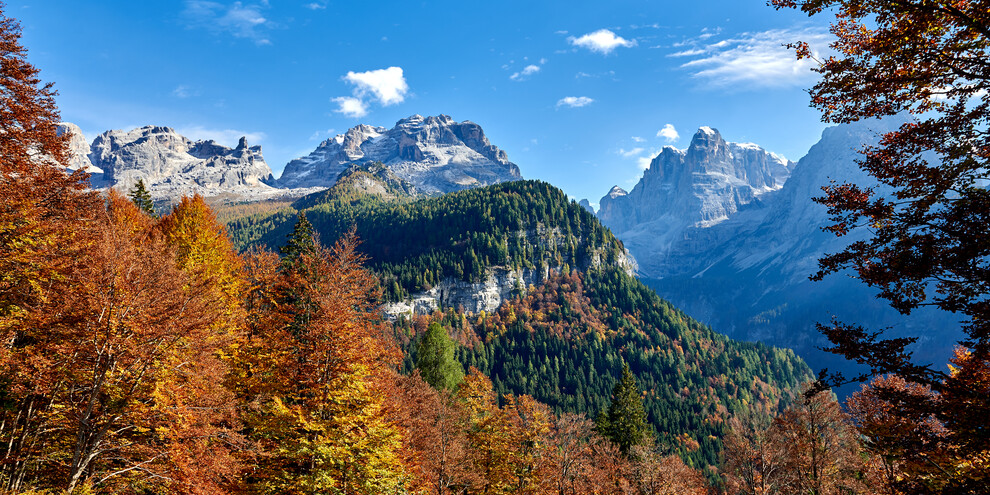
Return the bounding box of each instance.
[598,362,651,454]
[416,321,464,390]
[128,179,154,216]
[280,212,317,267]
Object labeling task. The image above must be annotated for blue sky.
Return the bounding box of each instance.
[17,0,835,205]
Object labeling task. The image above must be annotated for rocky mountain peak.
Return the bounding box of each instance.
[607,186,628,198]
[56,123,98,172]
[278,114,522,193]
[686,126,731,165]
[597,125,794,273]
[63,123,279,201]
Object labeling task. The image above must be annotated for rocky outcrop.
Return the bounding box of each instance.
[597,127,793,277]
[383,267,541,317]
[56,123,100,173]
[59,124,319,202]
[88,126,277,196]
[279,114,522,194]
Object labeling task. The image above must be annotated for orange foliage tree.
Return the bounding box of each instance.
[232,229,407,494]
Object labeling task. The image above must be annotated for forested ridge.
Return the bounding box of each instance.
[227,172,626,301]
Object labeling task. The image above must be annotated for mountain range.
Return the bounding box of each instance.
[59,114,521,201]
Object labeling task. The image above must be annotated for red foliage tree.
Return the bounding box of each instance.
[770,2,990,491]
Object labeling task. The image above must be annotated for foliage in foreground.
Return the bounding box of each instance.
[773,1,990,492]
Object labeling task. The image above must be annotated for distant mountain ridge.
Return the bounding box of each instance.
[598,126,793,278]
[597,118,962,379]
[278,114,522,193]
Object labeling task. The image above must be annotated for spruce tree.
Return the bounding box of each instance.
[598,362,651,454]
[280,212,317,268]
[416,321,464,390]
[128,179,154,216]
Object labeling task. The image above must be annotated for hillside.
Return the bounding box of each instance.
[226,175,813,469]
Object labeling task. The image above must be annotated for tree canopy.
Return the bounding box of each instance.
[773,1,990,492]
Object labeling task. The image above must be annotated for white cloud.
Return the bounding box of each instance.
[657,124,679,142]
[177,125,266,147]
[618,147,644,158]
[556,96,594,108]
[568,29,637,54]
[510,64,541,81]
[631,136,645,143]
[304,1,327,9]
[332,96,368,118]
[182,1,272,45]
[676,28,832,88]
[637,155,654,170]
[343,66,408,106]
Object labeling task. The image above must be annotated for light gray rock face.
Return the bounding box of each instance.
[58,124,315,201]
[278,114,522,193]
[597,127,793,278]
[87,126,277,199]
[578,198,595,214]
[56,123,100,174]
[383,267,542,318]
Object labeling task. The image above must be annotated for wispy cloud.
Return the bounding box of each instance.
[667,48,705,58]
[510,64,541,81]
[332,96,369,118]
[172,85,194,98]
[304,1,327,9]
[631,136,645,143]
[309,128,336,140]
[674,27,832,88]
[657,124,679,142]
[177,125,266,147]
[568,29,637,55]
[556,96,594,108]
[618,147,644,158]
[182,1,273,45]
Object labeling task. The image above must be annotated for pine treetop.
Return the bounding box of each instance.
[128,179,154,216]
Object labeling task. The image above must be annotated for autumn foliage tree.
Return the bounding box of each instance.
[232,231,407,494]
[771,1,990,491]
[723,387,865,495]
